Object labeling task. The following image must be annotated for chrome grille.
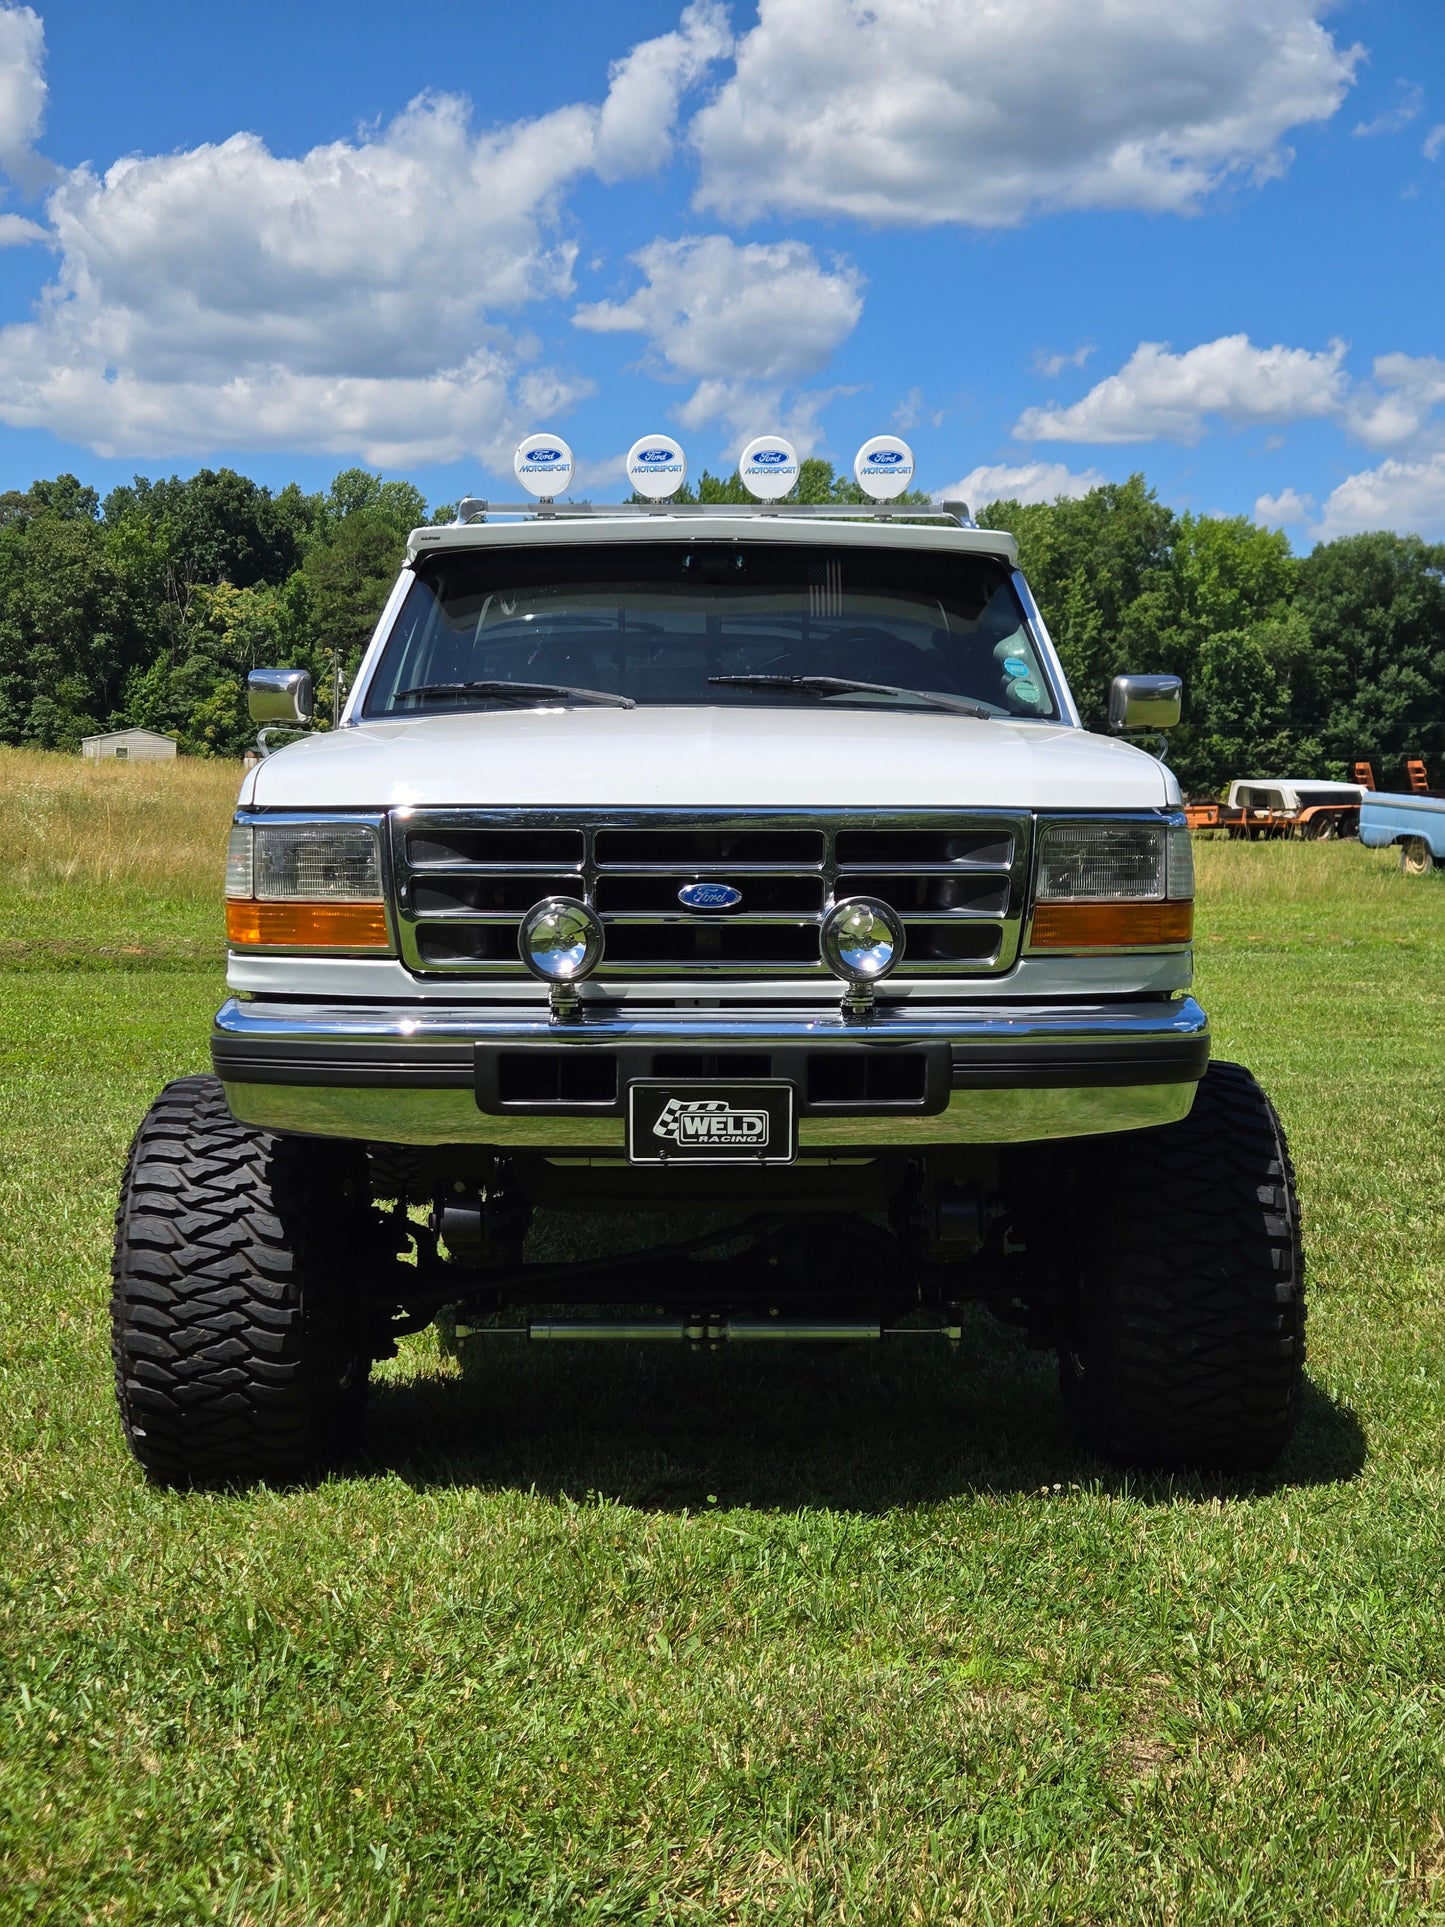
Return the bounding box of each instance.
[392,810,1028,977]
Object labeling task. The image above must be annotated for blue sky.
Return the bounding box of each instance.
[0,0,1441,541]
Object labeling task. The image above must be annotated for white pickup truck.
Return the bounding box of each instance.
[110,493,1304,1486]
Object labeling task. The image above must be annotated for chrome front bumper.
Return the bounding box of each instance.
[213,995,1209,1149]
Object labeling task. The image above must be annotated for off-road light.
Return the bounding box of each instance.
[853,434,916,502]
[513,434,574,499]
[519,897,603,985]
[626,433,687,500]
[739,434,799,502]
[822,897,904,1013]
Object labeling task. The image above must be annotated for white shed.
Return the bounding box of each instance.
[80,728,178,762]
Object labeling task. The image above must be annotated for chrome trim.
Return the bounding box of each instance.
[234,809,392,830]
[247,668,313,726]
[214,993,1207,1048]
[220,1078,1199,1147]
[387,806,1031,981]
[1109,673,1182,732]
[214,992,1206,1146]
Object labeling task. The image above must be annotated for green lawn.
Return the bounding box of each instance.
[1,841,1443,1924]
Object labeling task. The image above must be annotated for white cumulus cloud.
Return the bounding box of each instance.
[0,12,728,462]
[1346,353,1445,452]
[0,209,43,244]
[595,1,731,181]
[672,377,856,460]
[1253,486,1315,526]
[691,0,1360,227]
[1312,455,1445,541]
[0,3,50,190]
[935,460,1107,509]
[573,234,864,383]
[573,233,864,456]
[1014,335,1349,443]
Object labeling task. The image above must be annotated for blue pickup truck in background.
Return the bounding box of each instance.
[1359,781,1445,875]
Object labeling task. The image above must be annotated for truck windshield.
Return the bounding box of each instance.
[362,541,1058,721]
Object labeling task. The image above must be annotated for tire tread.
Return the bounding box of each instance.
[111,1075,372,1487]
[1061,1060,1305,1471]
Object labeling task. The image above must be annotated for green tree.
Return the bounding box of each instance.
[1290,531,1445,781]
[300,509,407,705]
[325,468,428,535]
[0,500,152,748]
[1132,513,1298,789]
[102,467,310,595]
[982,476,1178,731]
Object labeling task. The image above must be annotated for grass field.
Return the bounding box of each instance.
[1,748,1443,1924]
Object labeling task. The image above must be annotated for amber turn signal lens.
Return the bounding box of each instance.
[1029,899,1193,949]
[226,900,392,950]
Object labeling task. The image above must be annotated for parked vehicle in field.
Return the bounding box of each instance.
[1185,780,1364,840]
[110,434,1305,1487]
[1359,782,1445,874]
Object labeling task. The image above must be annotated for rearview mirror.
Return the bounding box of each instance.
[248,668,314,727]
[1109,673,1181,732]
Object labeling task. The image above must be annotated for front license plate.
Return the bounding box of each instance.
[626,1082,796,1166]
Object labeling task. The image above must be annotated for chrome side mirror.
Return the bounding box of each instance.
[1109,673,1181,732]
[248,668,314,727]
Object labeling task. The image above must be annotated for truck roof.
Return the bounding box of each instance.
[406,506,1019,568]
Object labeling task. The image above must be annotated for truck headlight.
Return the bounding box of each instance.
[519,897,604,982]
[1029,819,1193,949]
[225,820,392,951]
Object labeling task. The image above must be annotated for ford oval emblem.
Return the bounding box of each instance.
[868,449,904,465]
[637,446,673,463]
[525,445,562,462]
[752,449,787,465]
[678,881,742,911]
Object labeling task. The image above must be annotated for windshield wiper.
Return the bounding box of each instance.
[707,675,991,719]
[393,679,635,709]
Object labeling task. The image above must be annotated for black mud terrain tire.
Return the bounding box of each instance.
[112,1075,377,1487]
[1060,1060,1304,1472]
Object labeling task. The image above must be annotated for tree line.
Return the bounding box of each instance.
[0,461,1440,793]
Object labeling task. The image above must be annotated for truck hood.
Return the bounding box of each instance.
[242,707,1178,812]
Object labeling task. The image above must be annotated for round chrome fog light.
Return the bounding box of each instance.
[518,897,603,982]
[821,896,905,984]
